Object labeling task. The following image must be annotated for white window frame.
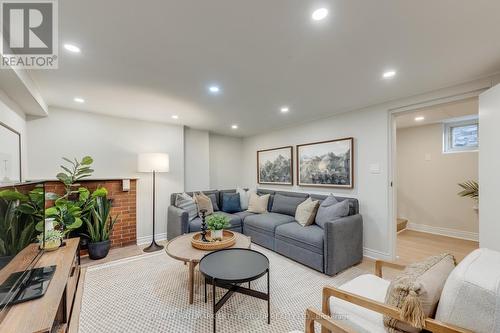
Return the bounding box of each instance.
[443,118,479,153]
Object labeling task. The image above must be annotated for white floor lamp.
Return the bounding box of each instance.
[138,153,169,252]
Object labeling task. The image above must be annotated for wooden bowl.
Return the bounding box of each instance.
[191,230,236,250]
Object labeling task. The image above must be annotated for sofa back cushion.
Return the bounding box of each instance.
[384,253,456,332]
[315,196,350,228]
[271,193,308,216]
[221,192,241,213]
[208,193,219,211]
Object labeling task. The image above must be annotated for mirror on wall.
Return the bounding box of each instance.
[0,122,21,185]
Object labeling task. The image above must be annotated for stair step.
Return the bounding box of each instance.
[397,218,408,232]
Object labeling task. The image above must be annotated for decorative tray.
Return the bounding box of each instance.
[191,230,236,250]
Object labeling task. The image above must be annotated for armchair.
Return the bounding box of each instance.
[304,259,478,333]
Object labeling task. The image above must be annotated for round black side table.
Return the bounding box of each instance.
[199,248,270,333]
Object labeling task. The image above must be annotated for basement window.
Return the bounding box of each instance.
[443,118,479,153]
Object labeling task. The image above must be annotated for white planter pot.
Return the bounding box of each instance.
[211,229,223,240]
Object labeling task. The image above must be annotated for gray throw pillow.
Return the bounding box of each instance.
[271,194,307,216]
[315,195,350,228]
[208,193,219,211]
[175,193,198,221]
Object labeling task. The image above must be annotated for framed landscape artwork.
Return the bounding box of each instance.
[257,146,293,185]
[297,137,353,188]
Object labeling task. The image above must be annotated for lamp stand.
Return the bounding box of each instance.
[144,170,164,252]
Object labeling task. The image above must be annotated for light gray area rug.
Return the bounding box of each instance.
[80,245,365,333]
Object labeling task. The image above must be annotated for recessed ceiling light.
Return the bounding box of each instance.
[312,8,329,21]
[231,124,238,129]
[208,85,221,94]
[73,97,85,103]
[64,43,81,53]
[280,106,290,113]
[415,116,425,121]
[171,115,179,119]
[383,70,397,79]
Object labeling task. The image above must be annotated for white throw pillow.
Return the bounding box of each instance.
[295,197,319,226]
[247,192,269,213]
[237,187,252,210]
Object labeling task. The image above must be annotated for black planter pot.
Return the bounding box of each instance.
[87,240,111,260]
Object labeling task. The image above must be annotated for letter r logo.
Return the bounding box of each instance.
[2,2,53,54]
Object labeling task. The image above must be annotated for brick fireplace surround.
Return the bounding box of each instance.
[45,179,137,248]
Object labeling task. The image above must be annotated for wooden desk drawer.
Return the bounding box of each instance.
[66,253,80,318]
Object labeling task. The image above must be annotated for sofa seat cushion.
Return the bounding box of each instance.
[233,210,255,220]
[275,223,324,254]
[189,212,242,231]
[330,274,390,333]
[243,213,295,235]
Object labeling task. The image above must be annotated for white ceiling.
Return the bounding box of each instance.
[28,0,500,136]
[395,97,478,129]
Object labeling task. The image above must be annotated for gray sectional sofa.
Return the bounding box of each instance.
[167,189,363,276]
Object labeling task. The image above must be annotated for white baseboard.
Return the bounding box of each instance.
[363,248,393,261]
[136,232,167,245]
[406,223,478,241]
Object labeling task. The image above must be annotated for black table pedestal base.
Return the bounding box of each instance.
[204,270,270,333]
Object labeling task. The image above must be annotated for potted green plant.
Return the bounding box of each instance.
[206,214,231,240]
[458,180,479,212]
[42,156,96,239]
[37,229,63,251]
[0,187,43,264]
[83,193,119,260]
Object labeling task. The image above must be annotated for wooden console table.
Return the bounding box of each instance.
[0,238,81,333]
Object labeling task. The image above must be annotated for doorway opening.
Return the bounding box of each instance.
[392,97,479,265]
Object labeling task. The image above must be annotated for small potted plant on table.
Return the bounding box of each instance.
[206,214,231,241]
[84,191,119,260]
[38,229,64,251]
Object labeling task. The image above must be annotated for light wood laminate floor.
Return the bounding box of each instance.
[356,229,478,279]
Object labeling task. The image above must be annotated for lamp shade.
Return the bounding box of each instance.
[137,153,169,173]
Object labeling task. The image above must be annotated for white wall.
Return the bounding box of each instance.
[26,108,185,242]
[242,107,390,258]
[209,133,244,189]
[397,124,478,239]
[241,76,500,259]
[0,90,28,180]
[184,128,210,191]
[479,83,500,251]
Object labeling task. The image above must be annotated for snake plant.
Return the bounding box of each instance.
[83,195,119,243]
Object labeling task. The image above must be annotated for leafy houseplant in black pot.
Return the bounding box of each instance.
[84,191,119,260]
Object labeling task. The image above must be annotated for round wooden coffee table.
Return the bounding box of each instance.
[165,231,251,304]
